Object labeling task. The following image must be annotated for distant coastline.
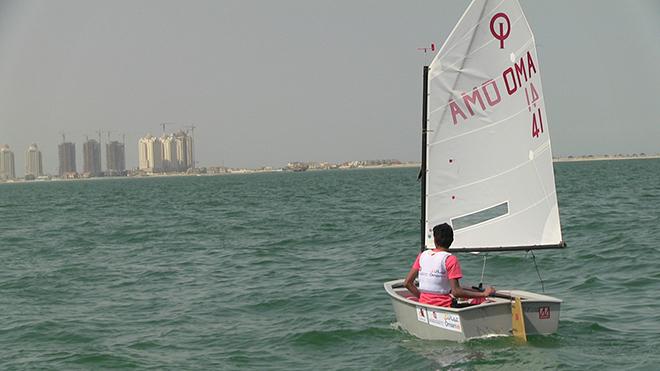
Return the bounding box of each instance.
[0,160,419,185]
[553,154,660,163]
[3,155,660,185]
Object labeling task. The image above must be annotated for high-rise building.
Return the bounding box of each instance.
[137,130,194,173]
[106,140,126,175]
[58,142,76,176]
[0,145,16,179]
[25,143,43,177]
[161,134,177,172]
[186,133,194,169]
[174,131,194,171]
[138,137,148,170]
[138,135,163,172]
[83,139,102,176]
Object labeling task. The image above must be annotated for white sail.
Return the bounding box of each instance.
[424,0,562,251]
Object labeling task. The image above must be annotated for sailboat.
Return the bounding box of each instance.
[384,0,565,341]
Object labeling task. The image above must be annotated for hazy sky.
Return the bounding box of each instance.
[0,0,658,174]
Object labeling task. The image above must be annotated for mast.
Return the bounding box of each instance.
[420,65,429,252]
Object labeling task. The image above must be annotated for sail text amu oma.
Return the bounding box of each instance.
[448,50,539,126]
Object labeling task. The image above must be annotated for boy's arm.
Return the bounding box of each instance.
[449,279,495,298]
[403,267,421,298]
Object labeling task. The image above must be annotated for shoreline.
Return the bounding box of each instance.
[2,157,659,185]
[553,155,660,163]
[0,163,421,185]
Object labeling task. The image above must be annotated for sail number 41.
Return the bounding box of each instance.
[531,108,544,138]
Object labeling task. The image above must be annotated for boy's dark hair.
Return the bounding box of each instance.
[433,223,454,248]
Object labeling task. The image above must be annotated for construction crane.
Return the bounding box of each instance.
[103,130,126,144]
[160,122,176,134]
[59,132,71,143]
[184,124,196,136]
[96,130,103,144]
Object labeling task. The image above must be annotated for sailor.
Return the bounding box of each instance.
[404,223,495,307]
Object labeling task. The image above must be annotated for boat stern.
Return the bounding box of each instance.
[384,281,562,340]
[505,290,562,335]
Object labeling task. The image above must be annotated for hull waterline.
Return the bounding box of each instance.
[384,279,561,341]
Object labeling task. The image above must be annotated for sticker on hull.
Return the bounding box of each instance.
[428,309,462,332]
[416,307,428,323]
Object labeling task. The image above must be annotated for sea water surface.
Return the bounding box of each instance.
[1,160,660,370]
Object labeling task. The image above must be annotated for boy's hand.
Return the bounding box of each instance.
[483,286,496,297]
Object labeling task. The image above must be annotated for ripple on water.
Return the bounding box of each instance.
[2,164,660,369]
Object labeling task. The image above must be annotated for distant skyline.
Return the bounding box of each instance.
[0,0,658,175]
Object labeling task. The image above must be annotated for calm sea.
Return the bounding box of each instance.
[1,160,660,370]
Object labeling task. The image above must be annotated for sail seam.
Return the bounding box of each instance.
[429,36,534,115]
[428,2,490,146]
[453,190,556,235]
[427,142,550,197]
[430,0,508,71]
[428,94,545,146]
[430,13,526,81]
[532,151,550,202]
[425,0,491,248]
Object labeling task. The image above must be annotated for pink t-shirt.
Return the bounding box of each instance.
[412,251,463,307]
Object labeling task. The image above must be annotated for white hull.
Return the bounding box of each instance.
[384,279,561,341]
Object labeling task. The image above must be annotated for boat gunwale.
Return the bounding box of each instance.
[384,279,561,314]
